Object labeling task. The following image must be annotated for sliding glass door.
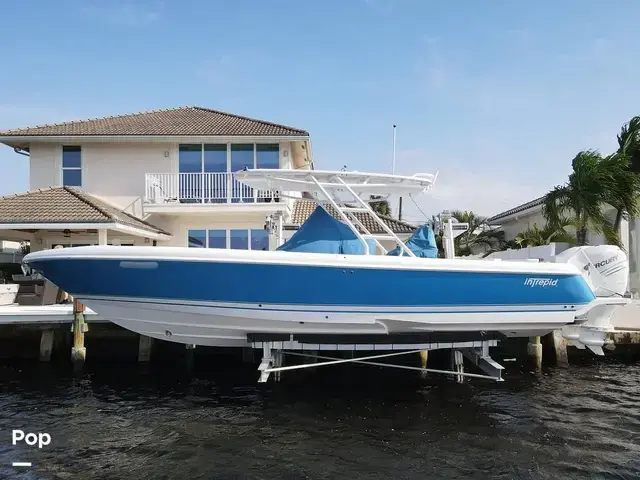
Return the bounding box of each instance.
[178,143,280,203]
[179,144,228,203]
[204,145,227,203]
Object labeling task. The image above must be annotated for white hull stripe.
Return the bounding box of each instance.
[80,295,584,314]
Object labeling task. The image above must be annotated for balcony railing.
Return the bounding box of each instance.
[144,172,280,205]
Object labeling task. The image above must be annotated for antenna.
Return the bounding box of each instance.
[392,124,397,174]
[392,124,403,219]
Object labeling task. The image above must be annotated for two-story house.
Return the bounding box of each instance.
[0,105,416,257]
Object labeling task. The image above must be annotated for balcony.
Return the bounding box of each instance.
[144,172,285,213]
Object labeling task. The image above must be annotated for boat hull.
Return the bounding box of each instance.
[22,246,596,347]
[81,296,582,347]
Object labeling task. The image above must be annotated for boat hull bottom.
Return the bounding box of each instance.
[80,297,579,348]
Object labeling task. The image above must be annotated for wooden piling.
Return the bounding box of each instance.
[419,350,428,378]
[544,330,568,367]
[71,298,87,369]
[451,350,464,383]
[185,344,195,371]
[527,336,542,372]
[138,335,153,363]
[39,329,55,362]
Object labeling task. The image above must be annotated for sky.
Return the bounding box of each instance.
[1,0,640,224]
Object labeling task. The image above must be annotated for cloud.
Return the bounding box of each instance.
[81,1,163,27]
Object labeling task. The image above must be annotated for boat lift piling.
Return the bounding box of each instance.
[70,298,88,369]
[39,329,55,362]
[527,336,543,372]
[419,350,428,378]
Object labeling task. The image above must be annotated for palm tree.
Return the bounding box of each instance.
[18,242,30,255]
[617,116,640,171]
[613,116,640,230]
[369,195,392,217]
[449,210,506,256]
[427,215,446,258]
[514,222,576,248]
[542,150,637,246]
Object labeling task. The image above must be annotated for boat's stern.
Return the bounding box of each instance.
[554,245,631,354]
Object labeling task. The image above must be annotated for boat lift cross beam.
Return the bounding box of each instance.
[255,340,505,384]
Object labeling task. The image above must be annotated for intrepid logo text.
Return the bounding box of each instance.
[524,277,558,287]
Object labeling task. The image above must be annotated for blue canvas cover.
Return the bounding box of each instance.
[386,224,438,258]
[277,206,376,255]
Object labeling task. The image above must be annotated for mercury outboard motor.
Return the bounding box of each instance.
[554,245,628,297]
[552,245,630,354]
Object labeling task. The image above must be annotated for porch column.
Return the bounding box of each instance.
[620,218,631,294]
[276,212,283,247]
[629,218,640,296]
[98,229,108,245]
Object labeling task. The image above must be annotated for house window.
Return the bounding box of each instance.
[188,229,206,248]
[178,144,202,173]
[62,146,82,187]
[187,229,226,248]
[207,230,226,249]
[256,144,280,169]
[251,229,269,251]
[176,143,281,203]
[187,228,269,250]
[177,143,281,173]
[230,229,249,250]
[230,144,254,202]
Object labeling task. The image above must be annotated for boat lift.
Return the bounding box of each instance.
[252,336,505,384]
[235,168,505,384]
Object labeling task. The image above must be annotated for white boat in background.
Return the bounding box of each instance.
[21,169,630,358]
[0,283,19,306]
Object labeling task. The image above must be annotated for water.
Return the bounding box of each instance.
[0,358,639,480]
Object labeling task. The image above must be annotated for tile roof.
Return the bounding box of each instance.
[0,186,170,235]
[487,195,546,224]
[0,106,309,138]
[290,199,417,234]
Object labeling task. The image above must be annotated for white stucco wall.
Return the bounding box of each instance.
[28,140,298,203]
[81,142,176,211]
[29,143,62,189]
[496,210,547,240]
[28,142,176,204]
[25,139,301,229]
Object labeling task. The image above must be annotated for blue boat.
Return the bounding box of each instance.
[21,169,629,355]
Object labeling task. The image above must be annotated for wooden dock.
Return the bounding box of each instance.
[0,303,107,324]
